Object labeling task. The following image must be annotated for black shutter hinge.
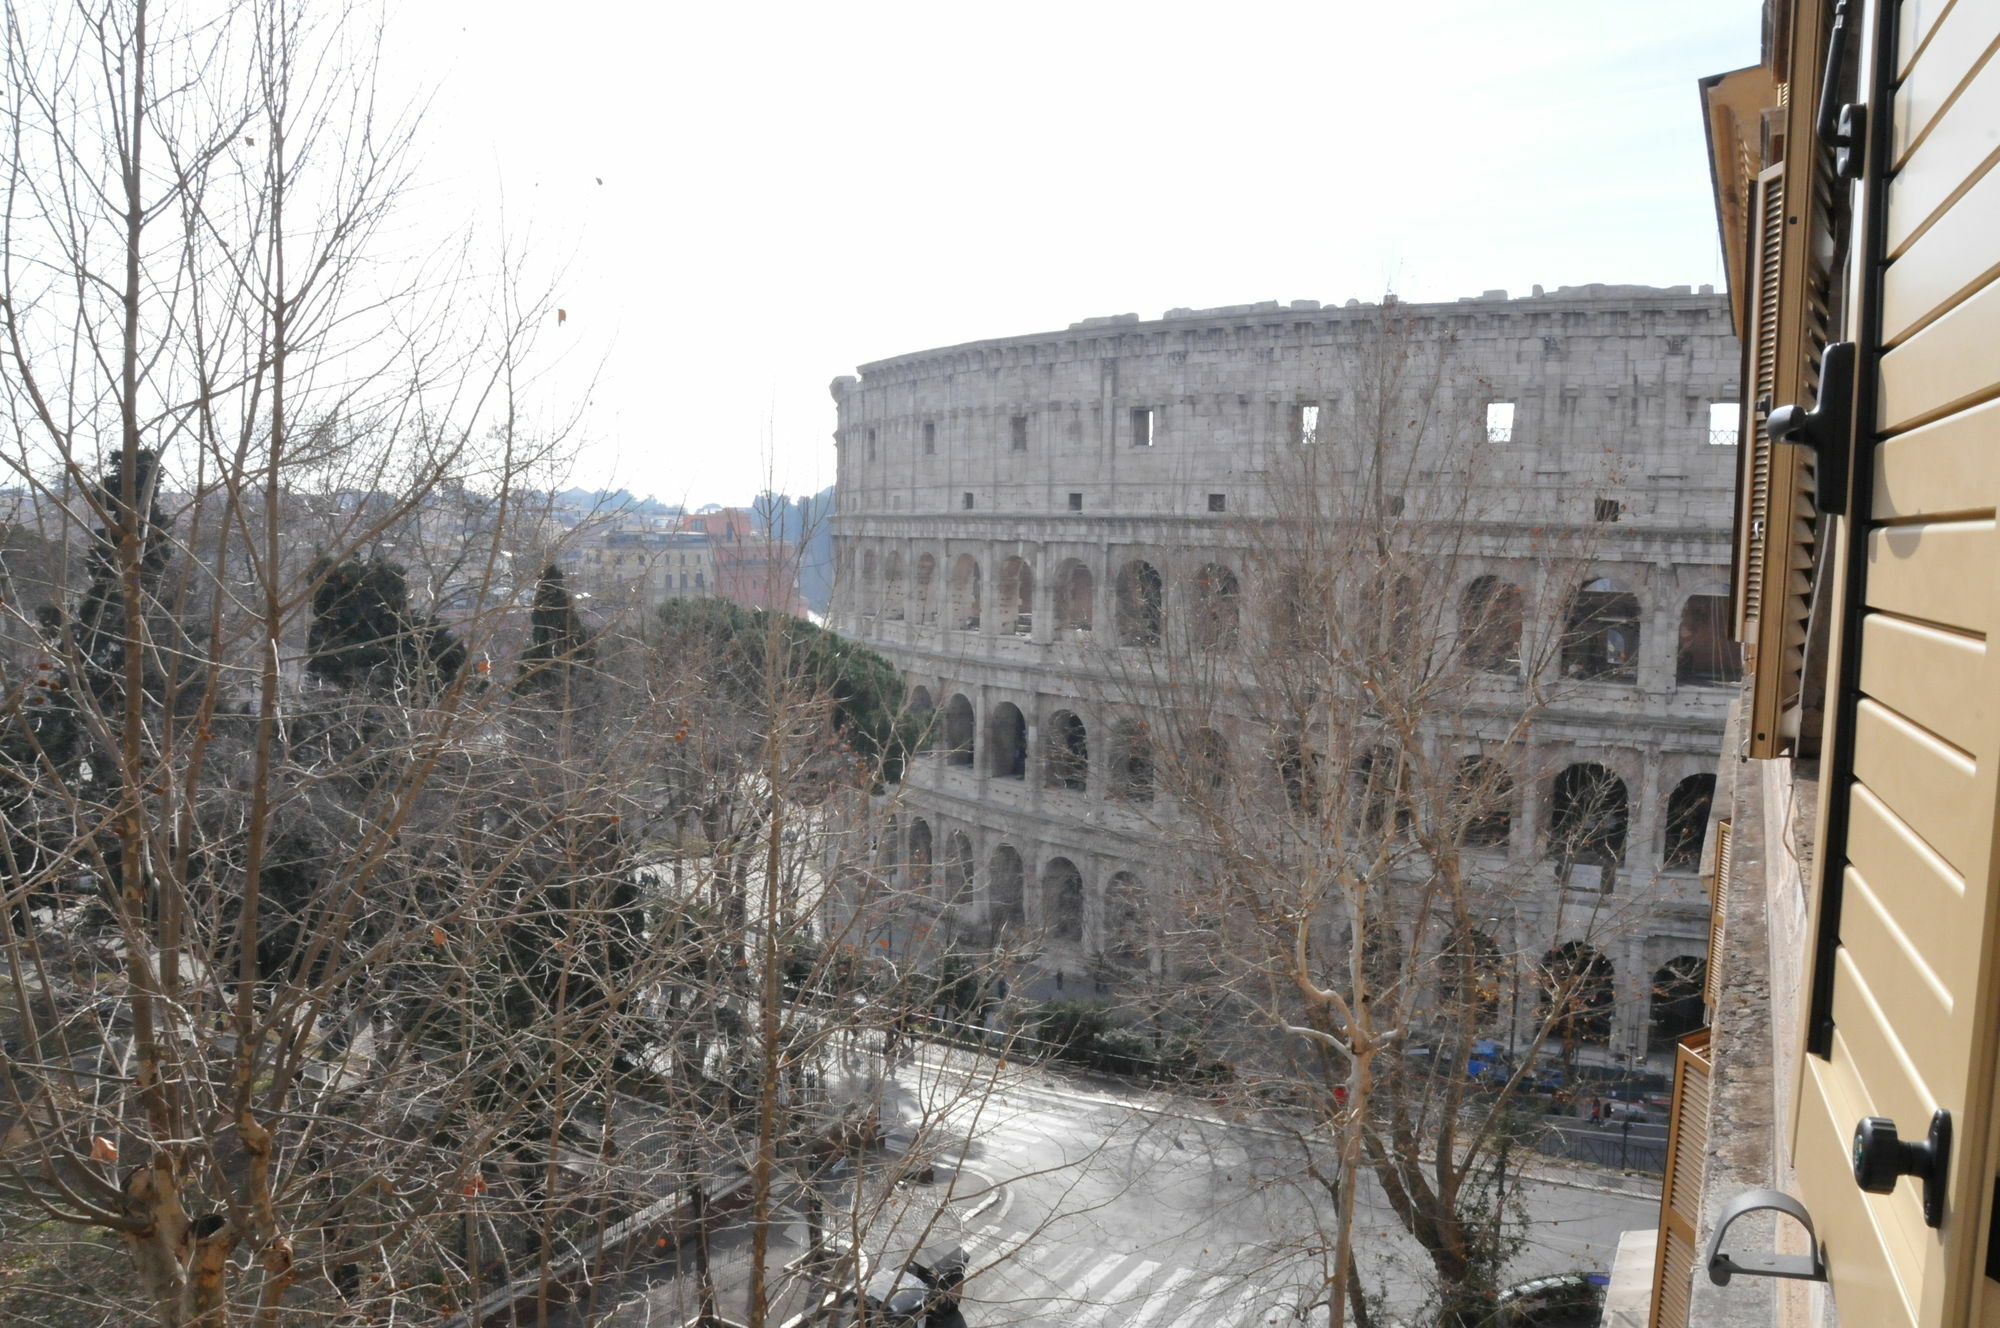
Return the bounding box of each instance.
[1767,340,1857,514]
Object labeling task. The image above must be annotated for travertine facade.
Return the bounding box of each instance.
[830,285,1741,1056]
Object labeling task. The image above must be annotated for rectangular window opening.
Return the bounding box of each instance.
[1594,497,1621,523]
[1010,415,1029,451]
[1130,406,1154,447]
[1291,403,1321,446]
[1485,401,1515,443]
[923,421,936,454]
[961,492,975,510]
[1068,492,1083,512]
[866,427,878,460]
[1708,401,1740,445]
[1207,493,1226,513]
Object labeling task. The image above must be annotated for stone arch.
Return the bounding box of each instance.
[1353,744,1412,835]
[1549,762,1628,867]
[1562,577,1641,681]
[1054,559,1094,633]
[949,553,982,631]
[943,831,974,906]
[1455,754,1514,847]
[1662,773,1717,870]
[1110,719,1155,802]
[1459,575,1523,673]
[908,686,935,747]
[1187,726,1228,795]
[913,553,938,625]
[1044,709,1089,792]
[940,693,975,767]
[1043,857,1084,942]
[1437,925,1506,1026]
[1272,567,1330,654]
[1104,872,1146,966]
[1650,955,1707,1047]
[1676,594,1742,685]
[987,844,1025,936]
[860,548,879,614]
[883,551,905,620]
[1114,559,1164,647]
[906,817,933,891]
[986,701,1027,779]
[998,556,1034,636]
[1540,941,1616,1043]
[1275,734,1322,813]
[1189,562,1241,650]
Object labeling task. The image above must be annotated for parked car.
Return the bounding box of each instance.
[1493,1271,1605,1326]
[1603,1097,1652,1124]
[827,1244,966,1326]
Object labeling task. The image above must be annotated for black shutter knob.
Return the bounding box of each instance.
[1851,1110,1952,1227]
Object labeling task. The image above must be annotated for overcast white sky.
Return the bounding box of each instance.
[387,0,1759,509]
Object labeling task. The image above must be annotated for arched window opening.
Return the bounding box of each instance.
[1110,720,1155,802]
[1540,942,1616,1044]
[1459,575,1524,674]
[940,694,975,768]
[1361,571,1421,660]
[986,702,1027,780]
[860,549,879,616]
[1354,745,1412,835]
[1187,726,1229,796]
[998,557,1034,636]
[1276,736,1322,813]
[1562,578,1640,681]
[883,551,906,620]
[908,687,935,749]
[1114,559,1164,647]
[1190,563,1241,650]
[1677,595,1742,685]
[1663,774,1717,870]
[988,845,1025,937]
[1054,559,1094,634]
[913,553,938,625]
[1651,956,1707,1048]
[878,813,900,873]
[1550,763,1628,870]
[1105,872,1146,967]
[943,831,975,906]
[1044,710,1089,792]
[1044,858,1085,942]
[949,554,982,631]
[1437,927,1506,1027]
[1455,755,1514,847]
[906,818,933,891]
[1273,568,1330,654]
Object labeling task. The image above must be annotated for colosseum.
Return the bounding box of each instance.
[828,284,1741,1060]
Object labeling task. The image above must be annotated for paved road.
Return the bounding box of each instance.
[897,1049,1658,1327]
[578,1043,1659,1327]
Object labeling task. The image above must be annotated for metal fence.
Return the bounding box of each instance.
[1527,1120,1666,1173]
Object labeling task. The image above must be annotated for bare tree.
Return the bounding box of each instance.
[1121,304,1644,1328]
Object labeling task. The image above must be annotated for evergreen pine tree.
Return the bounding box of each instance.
[516,562,592,695]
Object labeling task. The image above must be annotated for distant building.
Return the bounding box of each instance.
[829,284,1740,1057]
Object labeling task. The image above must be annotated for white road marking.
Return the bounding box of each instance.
[1125,1266,1202,1326]
[1200,1281,1272,1327]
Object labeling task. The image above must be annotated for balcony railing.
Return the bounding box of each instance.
[1708,427,1739,445]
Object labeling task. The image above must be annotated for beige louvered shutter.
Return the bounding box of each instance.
[1734,155,1828,759]
[1651,1029,1713,1328]
[1705,820,1731,1014]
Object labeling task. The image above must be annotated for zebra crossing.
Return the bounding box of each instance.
[952,1219,1311,1327]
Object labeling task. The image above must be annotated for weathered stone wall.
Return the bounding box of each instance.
[829,285,1739,1053]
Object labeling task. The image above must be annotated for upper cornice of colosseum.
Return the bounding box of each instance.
[830,283,1730,396]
